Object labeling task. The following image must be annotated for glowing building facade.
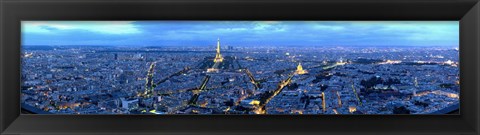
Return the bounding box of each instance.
[295,63,308,75]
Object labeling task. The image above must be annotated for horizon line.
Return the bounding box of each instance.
[21,44,459,47]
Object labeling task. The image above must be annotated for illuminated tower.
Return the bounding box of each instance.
[295,63,308,75]
[213,38,223,63]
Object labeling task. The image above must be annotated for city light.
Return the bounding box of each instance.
[20,21,460,115]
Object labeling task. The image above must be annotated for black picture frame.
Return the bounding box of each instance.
[1,0,479,135]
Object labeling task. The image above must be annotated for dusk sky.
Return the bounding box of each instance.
[22,21,459,47]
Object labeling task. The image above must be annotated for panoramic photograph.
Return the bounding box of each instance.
[20,21,459,115]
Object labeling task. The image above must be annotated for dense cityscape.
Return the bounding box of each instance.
[21,39,460,114]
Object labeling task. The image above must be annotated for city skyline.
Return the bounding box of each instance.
[22,21,459,47]
[21,38,460,114]
[20,22,460,115]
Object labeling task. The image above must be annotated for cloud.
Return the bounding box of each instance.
[22,21,459,47]
[312,24,345,31]
[22,21,141,35]
[252,22,286,32]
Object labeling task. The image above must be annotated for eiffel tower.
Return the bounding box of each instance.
[213,38,223,63]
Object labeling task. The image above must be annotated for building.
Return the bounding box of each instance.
[295,63,308,75]
[121,98,139,111]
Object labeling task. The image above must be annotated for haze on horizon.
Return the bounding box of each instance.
[21,21,459,47]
